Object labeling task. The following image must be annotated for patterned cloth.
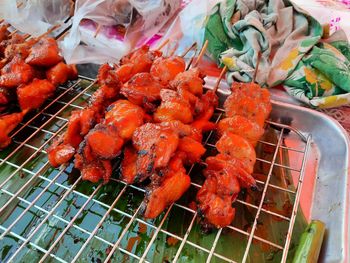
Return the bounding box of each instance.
[204,0,350,108]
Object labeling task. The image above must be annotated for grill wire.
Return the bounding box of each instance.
[0,22,311,263]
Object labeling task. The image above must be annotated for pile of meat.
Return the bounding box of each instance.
[196,82,272,228]
[47,44,272,228]
[0,24,78,148]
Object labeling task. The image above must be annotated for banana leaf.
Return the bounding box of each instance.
[0,80,307,262]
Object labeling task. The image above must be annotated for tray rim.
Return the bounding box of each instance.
[271,99,350,263]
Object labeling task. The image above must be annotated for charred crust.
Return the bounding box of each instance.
[137,149,148,156]
[106,103,115,112]
[146,161,154,174]
[251,184,261,192]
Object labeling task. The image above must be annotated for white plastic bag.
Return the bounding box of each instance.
[60,0,181,64]
[0,0,72,36]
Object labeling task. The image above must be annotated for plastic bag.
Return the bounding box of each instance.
[160,0,219,57]
[60,0,181,64]
[0,0,72,36]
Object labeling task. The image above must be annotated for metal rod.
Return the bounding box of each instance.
[0,164,66,237]
[207,228,223,262]
[172,212,198,262]
[0,160,55,214]
[38,184,103,262]
[103,203,144,263]
[0,225,67,263]
[139,205,173,262]
[0,64,312,263]
[0,185,143,261]
[6,176,84,262]
[71,185,129,262]
[281,134,312,262]
[241,129,285,262]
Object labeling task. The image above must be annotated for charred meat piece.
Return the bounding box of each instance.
[121,45,162,66]
[0,25,9,43]
[104,100,146,140]
[191,90,219,132]
[0,33,26,57]
[97,63,120,86]
[143,157,190,219]
[177,136,206,165]
[224,82,271,127]
[120,73,164,112]
[46,62,78,86]
[4,40,33,60]
[150,56,186,85]
[153,89,193,124]
[216,132,256,174]
[131,123,179,182]
[74,141,113,183]
[121,121,203,184]
[0,88,15,106]
[47,108,100,167]
[197,175,238,228]
[75,100,146,183]
[17,79,56,112]
[218,116,264,146]
[25,37,62,67]
[206,154,256,189]
[118,45,162,83]
[48,68,123,167]
[85,124,124,159]
[0,56,34,88]
[121,145,138,184]
[0,112,25,149]
[170,68,204,96]
[196,152,258,228]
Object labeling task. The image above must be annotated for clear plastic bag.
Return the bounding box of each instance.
[60,0,181,64]
[0,0,72,36]
[156,0,219,60]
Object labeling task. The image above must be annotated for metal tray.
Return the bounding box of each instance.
[0,73,348,263]
[271,98,350,263]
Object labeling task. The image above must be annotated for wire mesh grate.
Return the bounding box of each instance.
[0,19,311,263]
[0,73,311,263]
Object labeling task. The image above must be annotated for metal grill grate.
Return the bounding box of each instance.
[0,73,311,262]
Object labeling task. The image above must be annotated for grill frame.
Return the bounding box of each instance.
[0,73,311,263]
[0,19,311,263]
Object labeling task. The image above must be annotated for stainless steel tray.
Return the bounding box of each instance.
[216,79,350,263]
[0,73,348,263]
[271,99,350,263]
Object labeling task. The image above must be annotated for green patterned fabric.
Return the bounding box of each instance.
[205,0,350,108]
